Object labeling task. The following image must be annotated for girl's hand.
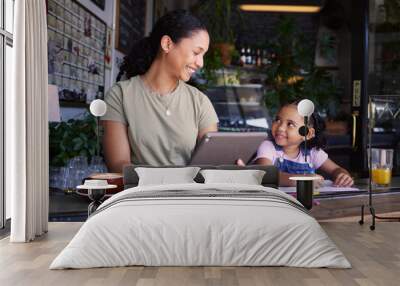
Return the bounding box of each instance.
[236,158,246,166]
[334,173,354,187]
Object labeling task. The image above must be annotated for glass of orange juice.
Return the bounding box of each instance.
[370,148,394,187]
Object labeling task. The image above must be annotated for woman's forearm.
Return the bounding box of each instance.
[101,120,132,173]
[105,159,131,173]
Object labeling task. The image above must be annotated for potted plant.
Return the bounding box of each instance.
[264,16,339,117]
[193,0,237,65]
[49,113,98,167]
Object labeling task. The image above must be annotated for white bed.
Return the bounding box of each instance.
[50,183,351,269]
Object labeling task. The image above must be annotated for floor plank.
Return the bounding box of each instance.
[0,219,399,286]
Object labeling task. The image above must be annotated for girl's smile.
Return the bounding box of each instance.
[274,132,288,143]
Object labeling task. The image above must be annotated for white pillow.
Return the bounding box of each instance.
[135,167,200,186]
[200,169,266,185]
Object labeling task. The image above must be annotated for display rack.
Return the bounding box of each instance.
[205,84,272,132]
[359,95,400,230]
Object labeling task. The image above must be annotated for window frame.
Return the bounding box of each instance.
[0,0,5,230]
[0,51,3,229]
[0,0,13,230]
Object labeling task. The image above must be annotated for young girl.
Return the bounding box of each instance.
[254,100,354,187]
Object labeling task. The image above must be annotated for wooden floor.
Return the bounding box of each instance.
[1,218,399,286]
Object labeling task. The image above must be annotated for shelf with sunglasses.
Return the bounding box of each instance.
[54,84,105,107]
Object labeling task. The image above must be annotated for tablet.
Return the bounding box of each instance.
[189,132,267,165]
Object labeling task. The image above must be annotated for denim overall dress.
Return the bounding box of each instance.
[273,144,315,174]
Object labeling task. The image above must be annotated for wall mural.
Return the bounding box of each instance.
[47,0,107,105]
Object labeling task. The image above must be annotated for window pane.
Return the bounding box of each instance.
[5,43,12,219]
[0,0,2,30]
[0,36,3,227]
[5,0,14,34]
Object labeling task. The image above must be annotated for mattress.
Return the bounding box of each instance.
[50,183,351,269]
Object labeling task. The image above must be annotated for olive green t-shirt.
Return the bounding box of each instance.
[101,76,219,166]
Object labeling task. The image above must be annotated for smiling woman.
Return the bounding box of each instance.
[101,10,219,172]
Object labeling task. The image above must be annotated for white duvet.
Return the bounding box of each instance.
[50,183,351,269]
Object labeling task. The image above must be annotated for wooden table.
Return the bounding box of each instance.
[310,177,400,219]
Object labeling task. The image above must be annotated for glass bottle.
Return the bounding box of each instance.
[256,49,262,67]
[240,48,246,66]
[246,47,252,65]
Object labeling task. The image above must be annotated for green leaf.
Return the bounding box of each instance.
[49,113,100,167]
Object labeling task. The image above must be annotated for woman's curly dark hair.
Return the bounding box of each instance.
[116,9,207,81]
[282,99,327,150]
